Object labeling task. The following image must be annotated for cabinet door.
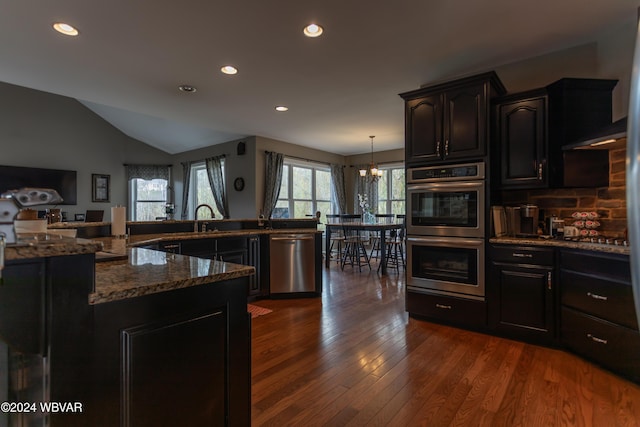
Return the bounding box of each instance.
[443,83,487,160]
[490,262,554,341]
[405,94,442,164]
[498,96,547,188]
[247,236,261,296]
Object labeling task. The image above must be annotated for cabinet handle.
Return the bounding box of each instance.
[547,271,552,290]
[435,303,452,310]
[512,252,533,258]
[444,140,449,156]
[587,333,608,345]
[538,162,543,180]
[587,292,608,301]
[164,244,180,249]
[436,141,441,157]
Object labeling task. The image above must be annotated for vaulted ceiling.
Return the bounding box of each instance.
[0,0,637,154]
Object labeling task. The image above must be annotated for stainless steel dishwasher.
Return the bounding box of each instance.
[269,234,316,294]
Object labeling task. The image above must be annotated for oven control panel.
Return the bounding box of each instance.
[408,162,485,182]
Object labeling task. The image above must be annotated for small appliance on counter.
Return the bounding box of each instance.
[0,187,63,243]
[503,204,540,237]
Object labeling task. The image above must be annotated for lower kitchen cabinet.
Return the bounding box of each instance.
[406,291,487,327]
[488,245,555,344]
[559,248,640,382]
[157,235,265,298]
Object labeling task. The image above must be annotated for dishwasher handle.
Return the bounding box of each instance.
[271,235,314,241]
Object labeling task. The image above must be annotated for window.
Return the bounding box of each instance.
[275,158,333,227]
[130,178,169,221]
[189,162,224,219]
[377,164,405,216]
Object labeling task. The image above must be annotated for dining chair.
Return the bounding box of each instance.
[340,214,370,271]
[325,214,344,264]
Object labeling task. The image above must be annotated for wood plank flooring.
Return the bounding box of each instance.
[250,262,640,426]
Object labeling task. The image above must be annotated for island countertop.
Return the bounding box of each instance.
[91,247,255,305]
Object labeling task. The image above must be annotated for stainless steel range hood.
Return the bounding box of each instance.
[563,117,627,150]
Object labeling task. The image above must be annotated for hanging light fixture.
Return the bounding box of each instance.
[359,135,384,181]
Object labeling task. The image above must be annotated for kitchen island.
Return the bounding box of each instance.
[0,235,253,426]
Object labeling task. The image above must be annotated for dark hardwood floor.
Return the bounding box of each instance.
[250,261,640,426]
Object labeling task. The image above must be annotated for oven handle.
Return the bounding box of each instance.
[407,181,484,191]
[407,236,484,248]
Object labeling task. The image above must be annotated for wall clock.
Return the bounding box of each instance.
[234,177,245,191]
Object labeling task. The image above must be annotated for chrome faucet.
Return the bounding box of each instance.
[194,204,215,232]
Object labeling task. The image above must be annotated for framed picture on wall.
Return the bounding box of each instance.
[92,174,110,202]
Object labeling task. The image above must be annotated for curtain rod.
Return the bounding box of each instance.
[122,163,174,167]
[349,160,403,167]
[264,151,330,166]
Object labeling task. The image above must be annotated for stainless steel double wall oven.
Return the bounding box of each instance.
[406,162,486,300]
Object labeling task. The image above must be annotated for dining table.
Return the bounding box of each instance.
[324,221,404,275]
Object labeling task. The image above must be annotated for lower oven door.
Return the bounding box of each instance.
[407,236,485,300]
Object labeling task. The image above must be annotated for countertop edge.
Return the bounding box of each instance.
[489,237,630,256]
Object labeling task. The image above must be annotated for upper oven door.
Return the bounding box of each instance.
[407,181,485,237]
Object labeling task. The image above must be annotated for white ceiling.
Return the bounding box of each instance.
[0,0,637,155]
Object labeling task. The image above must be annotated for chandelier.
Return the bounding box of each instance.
[359,135,384,181]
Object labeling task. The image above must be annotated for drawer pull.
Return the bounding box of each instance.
[587,292,608,301]
[587,333,608,345]
[435,304,452,310]
[512,253,533,258]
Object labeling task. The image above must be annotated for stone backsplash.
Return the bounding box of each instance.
[498,148,627,238]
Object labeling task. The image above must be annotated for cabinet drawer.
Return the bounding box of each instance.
[561,307,640,381]
[406,291,486,327]
[561,270,638,330]
[560,249,630,283]
[490,245,554,265]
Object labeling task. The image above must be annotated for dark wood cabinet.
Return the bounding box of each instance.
[496,91,547,187]
[157,235,265,298]
[493,78,617,189]
[406,291,487,327]
[488,245,555,343]
[559,249,640,382]
[400,71,506,165]
[1,253,251,426]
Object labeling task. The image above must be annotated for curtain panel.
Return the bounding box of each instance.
[353,164,378,215]
[262,152,284,219]
[330,163,347,214]
[205,156,228,218]
[125,164,170,181]
[180,161,193,220]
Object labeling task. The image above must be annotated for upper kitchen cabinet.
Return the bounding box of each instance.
[400,72,506,166]
[494,78,617,189]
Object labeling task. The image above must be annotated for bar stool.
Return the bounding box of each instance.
[340,214,371,271]
[369,214,395,261]
[381,226,405,273]
[325,214,344,264]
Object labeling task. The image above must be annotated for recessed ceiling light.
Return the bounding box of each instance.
[275,106,289,112]
[178,85,197,93]
[303,23,323,38]
[52,22,79,36]
[221,65,238,75]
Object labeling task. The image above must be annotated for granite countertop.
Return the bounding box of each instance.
[91,247,255,305]
[101,228,321,249]
[5,233,103,261]
[490,236,631,256]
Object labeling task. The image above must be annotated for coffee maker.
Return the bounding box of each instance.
[504,204,539,237]
[519,204,539,237]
